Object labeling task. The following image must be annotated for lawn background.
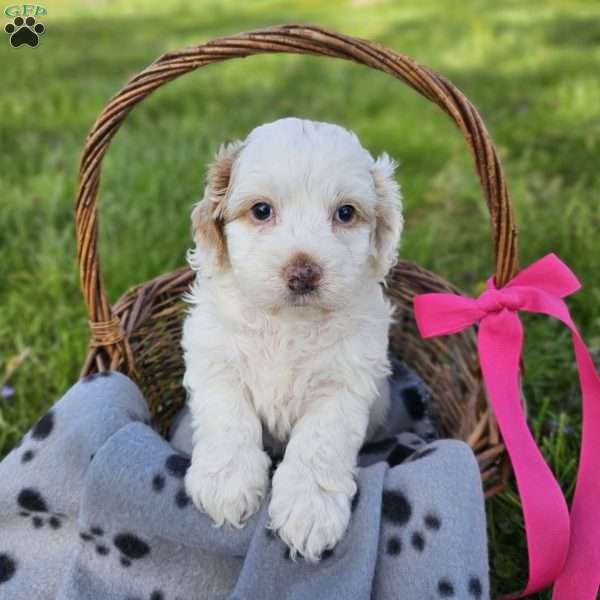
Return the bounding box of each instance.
[1,0,599,597]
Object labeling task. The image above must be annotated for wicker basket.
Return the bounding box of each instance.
[76,24,518,498]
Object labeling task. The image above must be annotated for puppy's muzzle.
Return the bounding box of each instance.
[283,255,323,294]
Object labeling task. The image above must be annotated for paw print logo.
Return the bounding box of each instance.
[4,16,45,48]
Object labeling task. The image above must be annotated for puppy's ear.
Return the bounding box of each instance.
[188,140,243,275]
[370,153,403,281]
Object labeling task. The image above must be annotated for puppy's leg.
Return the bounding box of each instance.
[268,389,368,560]
[184,363,270,528]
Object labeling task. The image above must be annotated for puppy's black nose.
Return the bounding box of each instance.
[283,254,322,294]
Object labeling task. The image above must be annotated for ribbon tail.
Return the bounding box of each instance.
[552,325,600,599]
[478,311,570,597]
[515,291,600,598]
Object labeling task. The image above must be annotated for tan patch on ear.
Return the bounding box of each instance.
[374,208,396,259]
[207,140,243,200]
[191,201,227,266]
[192,140,243,269]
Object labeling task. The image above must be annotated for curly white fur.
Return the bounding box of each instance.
[182,118,403,561]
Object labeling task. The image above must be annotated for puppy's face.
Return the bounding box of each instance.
[190,118,403,314]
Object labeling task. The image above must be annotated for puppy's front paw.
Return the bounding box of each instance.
[185,441,270,528]
[268,461,354,561]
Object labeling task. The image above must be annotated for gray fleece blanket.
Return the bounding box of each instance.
[0,362,489,600]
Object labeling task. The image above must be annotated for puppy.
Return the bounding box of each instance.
[182,117,403,561]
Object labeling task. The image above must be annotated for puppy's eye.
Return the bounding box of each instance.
[250,202,273,222]
[335,205,356,224]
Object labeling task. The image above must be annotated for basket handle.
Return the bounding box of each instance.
[75,23,519,375]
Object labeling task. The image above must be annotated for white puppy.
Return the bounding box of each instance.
[182,117,403,561]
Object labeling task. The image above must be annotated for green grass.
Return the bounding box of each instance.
[1,1,599,597]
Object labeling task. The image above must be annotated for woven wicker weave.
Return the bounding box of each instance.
[76,24,518,497]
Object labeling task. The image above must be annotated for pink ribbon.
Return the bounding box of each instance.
[413,254,600,598]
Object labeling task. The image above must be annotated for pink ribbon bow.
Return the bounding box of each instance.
[413,254,600,598]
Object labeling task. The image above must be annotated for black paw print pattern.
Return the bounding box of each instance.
[396,381,438,442]
[401,385,428,421]
[381,489,485,598]
[79,526,152,569]
[79,525,110,557]
[3,488,66,588]
[360,379,438,468]
[113,532,150,567]
[0,553,17,585]
[4,16,45,48]
[150,453,191,509]
[19,410,55,465]
[391,358,439,441]
[16,487,66,531]
[437,576,484,598]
